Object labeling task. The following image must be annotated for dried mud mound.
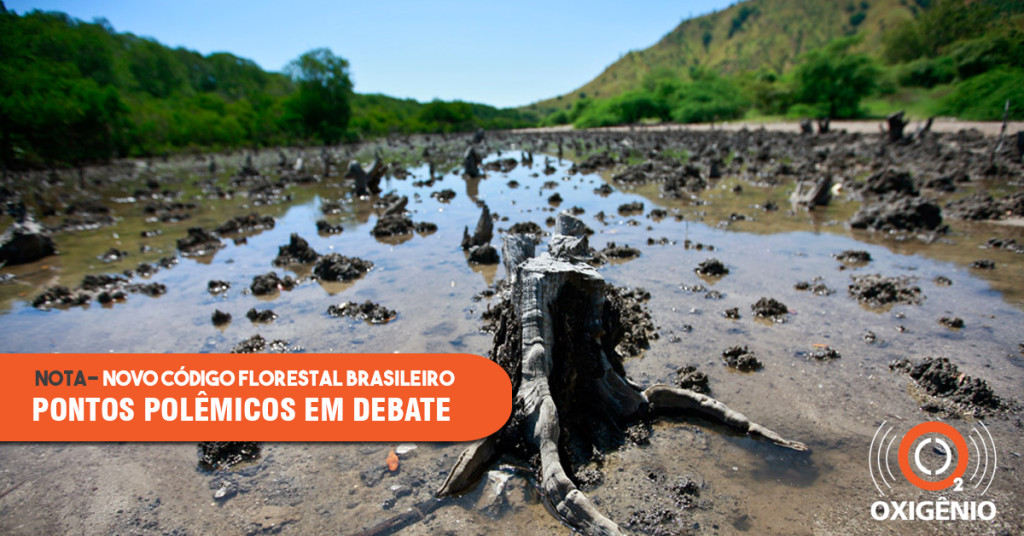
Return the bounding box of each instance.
[312,253,373,281]
[207,280,230,294]
[986,237,1024,254]
[197,441,261,471]
[794,279,835,295]
[176,227,223,257]
[32,271,166,309]
[722,346,763,372]
[272,233,320,266]
[594,242,641,264]
[467,244,500,264]
[890,357,1003,416]
[31,285,89,308]
[834,250,871,264]
[249,272,296,295]
[802,345,841,361]
[482,157,518,173]
[675,365,710,394]
[211,310,231,326]
[857,169,919,198]
[327,300,396,324]
[848,274,923,308]
[230,334,294,353]
[0,216,57,265]
[945,192,1024,221]
[246,308,277,323]
[570,153,617,174]
[316,219,343,234]
[695,258,729,276]
[849,194,944,234]
[612,159,707,197]
[939,316,965,329]
[751,297,789,322]
[430,189,456,203]
[215,212,275,235]
[505,221,544,244]
[371,194,435,238]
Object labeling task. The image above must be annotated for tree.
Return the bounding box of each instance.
[792,36,878,119]
[670,70,749,123]
[285,48,353,144]
[417,100,474,132]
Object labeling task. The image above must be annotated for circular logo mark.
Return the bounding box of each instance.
[897,421,968,491]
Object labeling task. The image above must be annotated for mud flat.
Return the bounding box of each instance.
[0,126,1022,535]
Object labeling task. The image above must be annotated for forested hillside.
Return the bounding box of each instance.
[530,0,1024,128]
[532,0,916,111]
[4,0,1022,169]
[0,6,536,168]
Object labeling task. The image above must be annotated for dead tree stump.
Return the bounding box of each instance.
[886,111,906,144]
[437,212,808,536]
[816,117,830,134]
[345,161,369,197]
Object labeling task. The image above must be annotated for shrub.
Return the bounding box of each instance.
[940,67,1024,120]
[792,36,878,118]
[948,29,1024,79]
[895,56,956,87]
[574,90,669,128]
[670,75,749,123]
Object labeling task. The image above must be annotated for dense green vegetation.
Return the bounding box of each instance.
[791,36,879,119]
[0,6,536,168]
[547,68,751,128]
[528,0,918,115]
[535,0,1024,127]
[285,48,353,145]
[545,37,879,128]
[880,0,1024,120]
[3,0,1022,168]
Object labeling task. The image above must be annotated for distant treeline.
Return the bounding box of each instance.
[543,0,1024,128]
[0,6,537,168]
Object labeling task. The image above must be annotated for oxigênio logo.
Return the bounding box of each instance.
[868,420,998,521]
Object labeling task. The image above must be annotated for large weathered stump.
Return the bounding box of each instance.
[437,212,807,536]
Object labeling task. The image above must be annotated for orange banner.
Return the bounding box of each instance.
[0,353,512,442]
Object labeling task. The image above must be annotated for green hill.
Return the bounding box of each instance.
[530,0,919,114]
[529,0,1024,126]
[0,6,535,167]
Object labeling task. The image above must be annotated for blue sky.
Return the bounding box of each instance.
[6,1,735,108]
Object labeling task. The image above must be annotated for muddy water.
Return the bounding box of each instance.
[1,149,1023,535]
